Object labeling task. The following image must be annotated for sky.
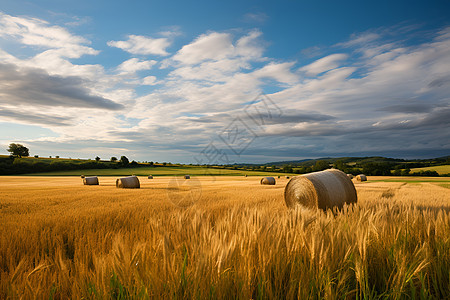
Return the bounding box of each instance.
[0,0,449,163]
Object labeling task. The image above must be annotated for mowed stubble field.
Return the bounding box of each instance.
[0,176,449,299]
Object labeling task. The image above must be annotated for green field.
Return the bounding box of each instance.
[411,165,450,175]
[24,165,294,177]
[369,177,450,183]
[0,154,87,163]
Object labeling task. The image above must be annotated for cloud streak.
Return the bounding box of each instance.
[0,63,124,110]
[0,107,73,126]
[108,34,171,56]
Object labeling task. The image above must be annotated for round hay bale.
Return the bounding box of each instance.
[148,175,153,179]
[347,174,354,179]
[83,176,98,185]
[116,176,140,188]
[356,174,367,182]
[284,169,357,211]
[261,177,276,185]
[184,175,190,179]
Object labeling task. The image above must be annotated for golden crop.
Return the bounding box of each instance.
[0,176,449,299]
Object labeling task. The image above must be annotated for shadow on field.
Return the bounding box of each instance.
[415,205,450,214]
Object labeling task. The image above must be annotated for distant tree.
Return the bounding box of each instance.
[49,156,52,158]
[313,160,329,172]
[393,169,402,176]
[282,164,293,173]
[401,168,411,176]
[163,162,167,166]
[55,156,60,159]
[362,162,392,176]
[149,161,154,166]
[120,156,129,166]
[95,156,101,162]
[333,160,347,172]
[34,155,39,158]
[130,160,138,166]
[110,157,118,162]
[7,143,29,158]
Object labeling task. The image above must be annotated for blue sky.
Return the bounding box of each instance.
[0,0,449,163]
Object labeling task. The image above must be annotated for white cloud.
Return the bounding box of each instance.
[337,32,380,48]
[300,53,348,76]
[252,62,298,84]
[107,35,171,56]
[158,26,182,38]
[0,13,101,80]
[0,12,92,50]
[116,58,157,74]
[172,32,234,65]
[243,12,268,24]
[142,76,158,85]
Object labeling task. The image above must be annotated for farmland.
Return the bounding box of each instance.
[23,165,294,177]
[410,165,450,175]
[0,175,449,298]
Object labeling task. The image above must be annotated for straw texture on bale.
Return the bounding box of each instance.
[347,174,354,179]
[356,174,367,181]
[184,175,190,179]
[83,176,98,185]
[284,169,357,211]
[116,176,140,189]
[260,177,276,185]
[148,175,153,179]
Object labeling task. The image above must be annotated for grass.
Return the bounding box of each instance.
[411,165,450,175]
[0,154,87,163]
[23,165,294,177]
[366,175,450,183]
[0,176,449,298]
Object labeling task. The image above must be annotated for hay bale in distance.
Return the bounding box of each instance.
[347,174,354,179]
[83,176,99,185]
[184,175,190,179]
[356,174,367,182]
[261,177,276,185]
[116,176,140,188]
[284,169,357,211]
[148,175,153,179]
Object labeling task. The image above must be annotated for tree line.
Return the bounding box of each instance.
[218,159,448,177]
[1,143,142,175]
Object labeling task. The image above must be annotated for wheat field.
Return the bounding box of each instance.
[0,176,449,299]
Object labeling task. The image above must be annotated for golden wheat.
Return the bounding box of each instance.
[0,176,449,299]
